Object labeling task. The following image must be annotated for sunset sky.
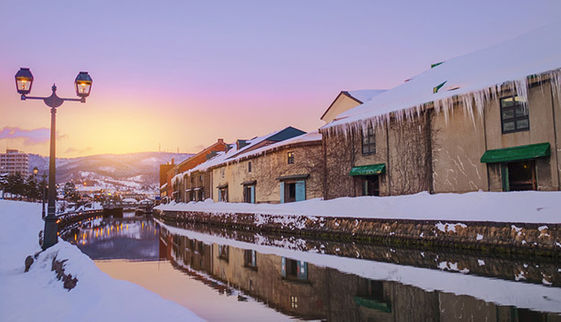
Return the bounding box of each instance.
[1,0,560,157]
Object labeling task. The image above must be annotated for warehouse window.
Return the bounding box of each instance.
[501,96,529,134]
[362,127,376,155]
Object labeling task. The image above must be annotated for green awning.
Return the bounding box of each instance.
[480,143,550,163]
[353,296,391,313]
[349,163,386,176]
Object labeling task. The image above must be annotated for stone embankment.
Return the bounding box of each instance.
[155,209,561,257]
[56,209,104,229]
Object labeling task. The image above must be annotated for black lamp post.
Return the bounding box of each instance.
[15,67,93,250]
[41,173,47,219]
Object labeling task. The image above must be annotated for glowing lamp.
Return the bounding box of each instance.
[15,68,34,95]
[33,167,39,175]
[75,71,92,98]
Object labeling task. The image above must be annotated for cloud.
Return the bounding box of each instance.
[0,127,49,145]
[64,146,93,155]
[0,127,67,145]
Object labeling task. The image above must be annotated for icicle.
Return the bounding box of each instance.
[513,78,529,109]
[474,89,485,117]
[551,69,561,107]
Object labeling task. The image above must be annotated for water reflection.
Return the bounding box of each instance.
[65,217,561,321]
[64,213,160,260]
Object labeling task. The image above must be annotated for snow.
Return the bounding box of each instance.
[0,200,202,322]
[156,191,561,224]
[347,89,387,103]
[230,132,321,162]
[173,129,319,182]
[322,21,561,134]
[156,220,561,314]
[122,198,138,204]
[99,166,116,173]
[435,222,467,233]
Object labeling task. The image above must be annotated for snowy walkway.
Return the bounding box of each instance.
[0,200,202,322]
[156,191,561,224]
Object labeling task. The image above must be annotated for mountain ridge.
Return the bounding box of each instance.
[28,152,193,188]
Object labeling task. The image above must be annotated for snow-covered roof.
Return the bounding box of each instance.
[346,89,386,103]
[122,198,138,203]
[323,21,561,133]
[175,127,308,178]
[233,131,322,162]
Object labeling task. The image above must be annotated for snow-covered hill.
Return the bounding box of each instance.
[28,152,193,191]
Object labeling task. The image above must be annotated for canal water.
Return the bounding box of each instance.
[63,213,561,321]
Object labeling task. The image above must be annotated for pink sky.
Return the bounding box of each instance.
[1,1,560,157]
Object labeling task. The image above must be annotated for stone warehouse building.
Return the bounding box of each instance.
[164,139,228,201]
[210,131,322,204]
[320,24,561,199]
[162,24,561,204]
[170,126,323,204]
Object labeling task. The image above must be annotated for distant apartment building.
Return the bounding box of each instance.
[0,149,29,177]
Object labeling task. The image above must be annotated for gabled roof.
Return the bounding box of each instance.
[266,126,306,142]
[227,126,305,159]
[175,126,306,178]
[320,89,385,121]
[322,20,561,132]
[232,132,321,162]
[176,139,225,168]
[346,89,387,103]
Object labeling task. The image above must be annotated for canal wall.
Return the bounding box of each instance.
[154,209,561,257]
[158,219,561,287]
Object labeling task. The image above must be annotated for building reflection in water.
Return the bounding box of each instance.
[159,227,561,322]
[65,217,560,321]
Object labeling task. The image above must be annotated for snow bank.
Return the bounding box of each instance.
[157,221,561,314]
[155,191,561,224]
[0,200,202,322]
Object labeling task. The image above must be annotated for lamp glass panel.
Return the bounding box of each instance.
[76,82,91,96]
[16,78,31,92]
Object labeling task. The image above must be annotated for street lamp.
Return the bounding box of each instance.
[32,167,38,202]
[15,67,93,250]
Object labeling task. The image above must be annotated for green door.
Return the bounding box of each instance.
[501,164,510,192]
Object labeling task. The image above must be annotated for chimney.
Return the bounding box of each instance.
[236,139,249,151]
[217,138,224,144]
[171,158,174,165]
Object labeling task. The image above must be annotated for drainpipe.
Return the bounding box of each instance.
[549,80,561,190]
[351,130,356,197]
[386,121,392,196]
[483,98,491,191]
[426,109,434,194]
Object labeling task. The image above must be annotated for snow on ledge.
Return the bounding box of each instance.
[155,191,561,224]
